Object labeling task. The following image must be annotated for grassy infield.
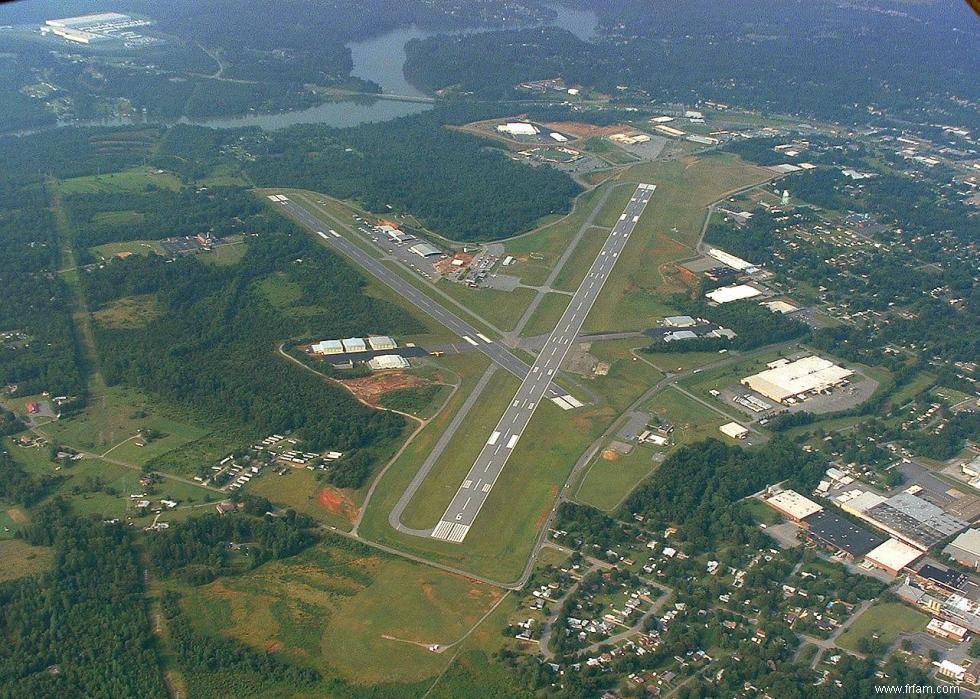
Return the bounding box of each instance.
[4,151,796,695]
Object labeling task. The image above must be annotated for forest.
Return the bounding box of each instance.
[0,500,168,698]
[245,110,581,241]
[620,437,827,552]
[82,199,421,488]
[404,0,979,125]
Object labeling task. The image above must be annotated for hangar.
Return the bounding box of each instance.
[706,284,762,304]
[368,354,410,370]
[741,355,854,404]
[497,122,539,136]
[409,243,442,258]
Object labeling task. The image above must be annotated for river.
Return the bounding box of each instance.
[25,3,598,134]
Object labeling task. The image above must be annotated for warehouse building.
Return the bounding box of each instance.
[741,356,854,404]
[409,243,442,258]
[707,248,755,272]
[719,422,749,440]
[664,330,698,343]
[945,529,980,569]
[664,315,697,328]
[837,489,968,551]
[864,538,923,575]
[764,489,823,522]
[800,510,885,560]
[341,337,367,353]
[705,284,762,304]
[367,335,397,351]
[368,355,410,370]
[497,122,539,136]
[311,339,344,355]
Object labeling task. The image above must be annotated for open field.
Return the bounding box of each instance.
[640,350,724,373]
[551,227,609,293]
[836,603,929,652]
[59,166,182,195]
[92,293,162,329]
[41,385,210,467]
[584,154,772,332]
[0,507,30,540]
[645,387,728,448]
[89,239,166,259]
[249,468,356,529]
[521,292,571,338]
[179,541,507,685]
[575,444,658,512]
[0,539,54,582]
[199,240,248,266]
[586,339,665,413]
[436,282,536,334]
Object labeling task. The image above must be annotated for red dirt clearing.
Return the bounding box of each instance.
[340,372,430,407]
[317,487,358,522]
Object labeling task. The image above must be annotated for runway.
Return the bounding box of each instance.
[276,195,572,402]
[431,184,656,543]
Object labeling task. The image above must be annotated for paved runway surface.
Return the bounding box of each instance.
[431,184,656,543]
[276,195,571,401]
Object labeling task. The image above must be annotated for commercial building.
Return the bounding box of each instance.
[497,122,539,136]
[409,243,442,258]
[761,300,799,314]
[864,538,923,575]
[741,356,854,404]
[800,510,885,560]
[926,618,968,642]
[311,339,344,355]
[664,330,698,343]
[664,315,696,328]
[706,248,755,272]
[838,489,969,551]
[764,489,823,522]
[550,132,569,142]
[368,355,410,370]
[719,422,749,440]
[705,284,762,304]
[945,529,980,569]
[367,335,397,351]
[341,337,367,353]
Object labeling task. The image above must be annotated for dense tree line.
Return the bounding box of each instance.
[147,510,318,585]
[404,0,979,125]
[83,201,421,487]
[0,500,168,698]
[621,437,826,552]
[0,180,85,397]
[0,450,62,507]
[246,110,581,241]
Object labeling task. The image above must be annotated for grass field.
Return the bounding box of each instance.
[575,445,658,512]
[436,281,536,334]
[520,292,571,338]
[641,350,724,373]
[59,166,182,195]
[645,387,728,448]
[551,227,608,293]
[42,385,210,468]
[200,240,248,266]
[0,506,30,540]
[90,239,165,260]
[584,154,772,332]
[836,603,929,653]
[0,539,54,582]
[92,293,162,329]
[179,541,507,685]
[587,339,665,413]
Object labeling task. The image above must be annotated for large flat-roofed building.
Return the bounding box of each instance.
[311,339,344,355]
[705,284,762,304]
[497,122,539,136]
[764,489,823,522]
[367,335,396,351]
[741,355,854,404]
[719,422,749,440]
[945,529,980,569]
[341,337,367,353]
[801,510,886,559]
[707,248,755,271]
[409,243,442,258]
[368,354,409,370]
[864,538,924,575]
[664,315,697,328]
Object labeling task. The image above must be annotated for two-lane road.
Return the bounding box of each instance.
[431,184,656,543]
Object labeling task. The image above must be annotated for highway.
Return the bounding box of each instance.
[431,184,656,543]
[275,194,572,402]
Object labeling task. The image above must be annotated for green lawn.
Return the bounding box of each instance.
[521,292,571,338]
[587,339,665,413]
[552,227,608,292]
[42,385,210,468]
[90,239,165,260]
[576,445,658,512]
[836,603,929,653]
[59,166,182,194]
[436,281,536,334]
[249,467,354,530]
[645,387,728,447]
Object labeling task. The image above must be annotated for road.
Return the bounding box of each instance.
[430,184,656,543]
[274,194,572,403]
